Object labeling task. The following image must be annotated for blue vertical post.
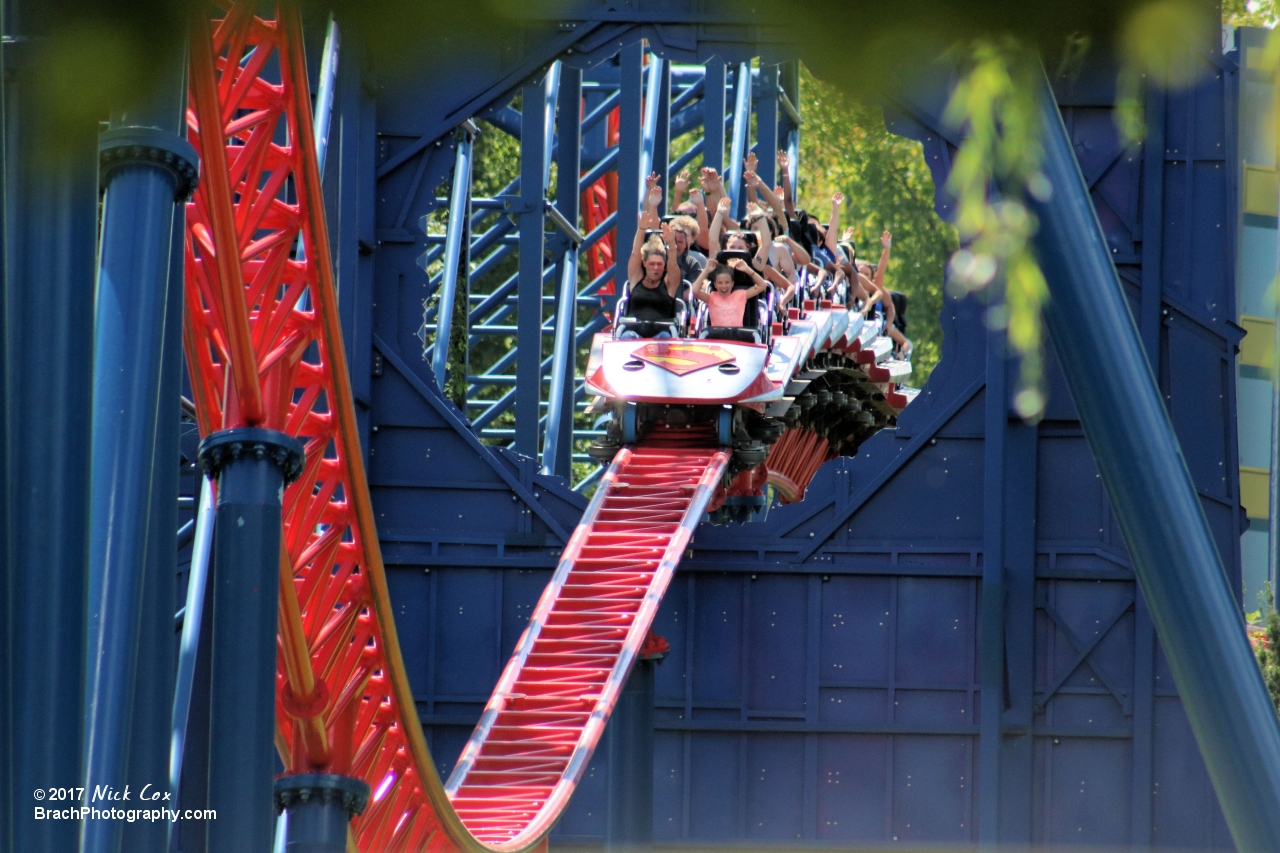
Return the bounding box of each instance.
[639,55,662,199]
[545,67,583,480]
[122,206,185,853]
[199,429,303,853]
[755,64,779,189]
[83,37,197,853]
[652,61,671,217]
[978,293,1006,846]
[3,8,101,850]
[702,59,726,176]
[1028,68,1280,853]
[433,124,475,390]
[313,15,340,175]
[613,42,644,311]
[727,62,751,219]
[516,79,549,457]
[780,61,800,202]
[605,660,655,850]
[275,775,369,853]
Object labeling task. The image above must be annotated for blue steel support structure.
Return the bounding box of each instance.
[198,429,303,853]
[2,6,100,850]
[615,42,643,307]
[727,62,751,219]
[1029,69,1280,852]
[703,59,727,175]
[755,64,779,189]
[653,61,671,217]
[433,124,475,391]
[545,67,584,480]
[516,79,549,458]
[84,38,196,853]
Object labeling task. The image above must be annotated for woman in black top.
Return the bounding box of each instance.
[621,207,681,337]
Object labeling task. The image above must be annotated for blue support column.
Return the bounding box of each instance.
[1028,69,1280,853]
[83,47,197,853]
[755,64,779,189]
[275,774,369,853]
[433,124,475,390]
[516,80,549,458]
[198,429,303,853]
[605,660,655,850]
[2,18,101,852]
[780,61,800,201]
[702,59,726,176]
[727,62,751,219]
[613,42,644,311]
[545,67,583,480]
[123,159,189,853]
[978,307,1006,846]
[999,418,1037,843]
[653,61,671,217]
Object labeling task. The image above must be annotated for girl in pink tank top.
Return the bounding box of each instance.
[693,258,769,328]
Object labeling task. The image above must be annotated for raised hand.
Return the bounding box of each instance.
[645,171,660,191]
[881,230,892,248]
[743,169,759,188]
[777,150,790,171]
[699,167,718,190]
[841,226,856,242]
[716,196,732,215]
[674,171,690,193]
[832,191,845,207]
[646,184,663,210]
[689,188,705,206]
[744,151,758,173]
[660,220,676,245]
[728,257,749,272]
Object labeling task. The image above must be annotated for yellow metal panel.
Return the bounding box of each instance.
[1241,315,1276,369]
[1242,466,1272,520]
[1244,164,1280,217]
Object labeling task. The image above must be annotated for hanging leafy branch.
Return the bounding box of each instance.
[943,39,1049,419]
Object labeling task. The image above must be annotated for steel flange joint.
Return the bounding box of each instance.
[274,774,371,818]
[197,427,305,484]
[99,126,200,201]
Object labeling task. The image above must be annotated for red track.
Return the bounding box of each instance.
[447,427,728,847]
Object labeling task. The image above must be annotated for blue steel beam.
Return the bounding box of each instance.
[516,78,550,457]
[702,59,727,175]
[313,15,340,175]
[432,124,476,390]
[653,61,671,216]
[977,289,1006,844]
[199,429,303,853]
[545,66,583,479]
[125,198,184,853]
[1028,68,1280,853]
[3,14,100,850]
[727,62,751,219]
[755,64,778,189]
[614,41,644,308]
[85,52,197,853]
[639,54,662,197]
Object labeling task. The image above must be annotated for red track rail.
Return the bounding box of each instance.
[447,426,728,848]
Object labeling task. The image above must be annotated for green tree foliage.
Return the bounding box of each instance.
[1253,584,1280,713]
[1224,0,1279,29]
[797,67,955,385]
